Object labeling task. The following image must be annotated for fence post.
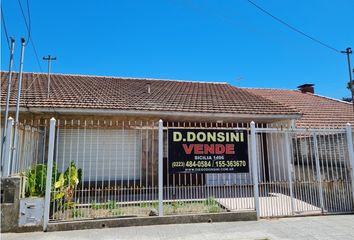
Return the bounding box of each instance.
[250,121,260,219]
[313,133,324,213]
[158,119,164,216]
[345,123,354,207]
[284,131,295,215]
[43,118,56,232]
[2,117,14,177]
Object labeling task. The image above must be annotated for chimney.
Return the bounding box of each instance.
[297,84,314,94]
[147,83,151,94]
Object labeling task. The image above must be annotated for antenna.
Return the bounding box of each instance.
[235,76,244,87]
[43,55,57,98]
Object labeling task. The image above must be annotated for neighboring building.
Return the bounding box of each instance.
[245,85,354,183]
[244,84,354,128]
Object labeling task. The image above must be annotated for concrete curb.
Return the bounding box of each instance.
[47,211,257,232]
[4,226,43,233]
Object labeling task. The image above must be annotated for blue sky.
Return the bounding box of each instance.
[1,0,354,99]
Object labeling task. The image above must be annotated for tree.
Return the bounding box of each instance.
[344,80,354,103]
[342,97,353,102]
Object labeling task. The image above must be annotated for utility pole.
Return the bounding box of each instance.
[10,38,26,174]
[43,55,56,98]
[1,37,15,164]
[341,47,354,113]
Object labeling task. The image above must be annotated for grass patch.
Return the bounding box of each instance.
[205,196,221,213]
[56,198,225,220]
[110,208,123,216]
[140,201,158,209]
[205,196,218,206]
[208,205,221,213]
[71,208,85,218]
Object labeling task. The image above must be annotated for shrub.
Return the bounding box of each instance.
[208,205,221,213]
[25,164,59,197]
[205,196,218,206]
[54,161,81,209]
[106,200,117,210]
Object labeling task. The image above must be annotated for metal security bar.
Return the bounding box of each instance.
[254,127,354,217]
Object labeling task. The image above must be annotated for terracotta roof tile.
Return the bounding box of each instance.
[1,72,299,116]
[245,88,354,128]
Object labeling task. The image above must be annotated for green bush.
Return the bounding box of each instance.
[106,200,118,210]
[205,196,221,213]
[25,164,59,197]
[25,161,82,215]
[54,161,81,209]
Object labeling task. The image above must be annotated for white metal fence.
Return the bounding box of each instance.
[50,119,160,221]
[1,118,45,178]
[255,127,354,217]
[163,121,255,215]
[2,117,354,230]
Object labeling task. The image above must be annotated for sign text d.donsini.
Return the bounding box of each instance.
[168,129,249,174]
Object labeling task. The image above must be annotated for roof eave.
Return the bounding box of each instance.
[5,107,301,122]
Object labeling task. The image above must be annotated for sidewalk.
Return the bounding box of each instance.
[3,215,354,240]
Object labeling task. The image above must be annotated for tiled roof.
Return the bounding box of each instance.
[245,88,354,128]
[0,72,299,116]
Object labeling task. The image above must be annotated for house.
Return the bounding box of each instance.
[0,72,301,184]
[245,85,354,187]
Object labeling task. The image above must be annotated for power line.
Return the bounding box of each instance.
[17,0,31,45]
[26,0,31,37]
[174,0,274,45]
[1,4,10,49]
[17,0,43,72]
[246,0,341,54]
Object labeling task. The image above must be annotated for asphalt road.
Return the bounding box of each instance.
[3,215,354,240]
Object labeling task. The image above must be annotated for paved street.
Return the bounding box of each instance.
[3,215,354,240]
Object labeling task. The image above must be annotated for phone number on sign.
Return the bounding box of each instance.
[214,160,247,168]
[186,160,212,168]
[172,160,247,168]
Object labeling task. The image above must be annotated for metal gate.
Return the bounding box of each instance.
[254,126,354,217]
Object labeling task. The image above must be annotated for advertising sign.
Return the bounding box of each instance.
[168,129,249,174]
